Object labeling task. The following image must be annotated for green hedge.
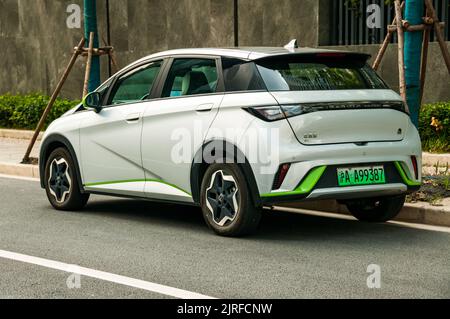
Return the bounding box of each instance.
[419,101,450,153]
[0,93,448,153]
[0,93,79,130]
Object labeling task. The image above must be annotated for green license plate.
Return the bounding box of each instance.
[337,166,385,186]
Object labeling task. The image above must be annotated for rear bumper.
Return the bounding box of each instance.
[260,161,421,205]
[243,111,422,197]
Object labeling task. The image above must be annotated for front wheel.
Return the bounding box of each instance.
[44,147,90,211]
[345,195,406,223]
[200,164,261,237]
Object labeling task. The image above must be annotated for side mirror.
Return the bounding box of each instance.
[82,92,102,113]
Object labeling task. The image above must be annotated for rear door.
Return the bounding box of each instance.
[141,57,223,202]
[256,53,409,145]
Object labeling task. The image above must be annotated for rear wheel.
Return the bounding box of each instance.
[345,195,405,223]
[200,164,261,237]
[44,147,89,211]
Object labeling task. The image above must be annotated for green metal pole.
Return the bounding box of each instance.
[404,0,424,128]
[84,0,100,92]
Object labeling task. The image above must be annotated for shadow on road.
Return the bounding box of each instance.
[79,196,427,244]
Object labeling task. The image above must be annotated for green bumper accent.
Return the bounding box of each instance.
[84,179,191,196]
[261,166,327,198]
[394,162,422,187]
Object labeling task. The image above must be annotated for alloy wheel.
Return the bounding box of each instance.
[205,170,239,226]
[48,158,72,203]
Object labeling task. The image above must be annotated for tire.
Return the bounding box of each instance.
[345,195,406,223]
[200,164,261,237]
[44,147,89,211]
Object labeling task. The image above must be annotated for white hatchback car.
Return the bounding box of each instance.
[40,46,422,236]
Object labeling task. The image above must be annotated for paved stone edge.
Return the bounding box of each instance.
[0,162,40,179]
[0,129,43,141]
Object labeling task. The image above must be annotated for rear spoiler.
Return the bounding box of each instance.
[254,52,372,67]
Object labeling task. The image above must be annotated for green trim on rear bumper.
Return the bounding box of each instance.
[261,166,327,198]
[394,162,422,187]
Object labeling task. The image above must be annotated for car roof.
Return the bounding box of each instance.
[129,47,369,68]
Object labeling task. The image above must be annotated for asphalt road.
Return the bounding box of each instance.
[0,176,449,299]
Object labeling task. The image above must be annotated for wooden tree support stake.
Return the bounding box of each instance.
[425,0,450,74]
[109,49,119,73]
[22,38,86,164]
[419,9,431,106]
[83,32,95,98]
[394,0,407,105]
[373,2,404,71]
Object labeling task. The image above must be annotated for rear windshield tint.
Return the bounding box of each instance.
[255,54,388,91]
[222,58,266,92]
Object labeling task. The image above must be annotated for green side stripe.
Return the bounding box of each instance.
[394,162,422,187]
[85,179,146,187]
[84,179,191,196]
[261,166,327,198]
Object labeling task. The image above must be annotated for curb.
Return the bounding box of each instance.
[422,152,450,167]
[0,162,40,179]
[280,200,450,228]
[0,129,43,141]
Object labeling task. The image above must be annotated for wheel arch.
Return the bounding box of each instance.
[190,140,261,207]
[39,134,84,193]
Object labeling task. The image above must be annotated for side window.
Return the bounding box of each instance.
[162,59,218,98]
[222,58,266,92]
[109,61,162,105]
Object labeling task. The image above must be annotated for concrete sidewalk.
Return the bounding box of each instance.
[0,136,40,178]
[0,137,40,164]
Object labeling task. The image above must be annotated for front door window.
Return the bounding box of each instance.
[109,61,162,105]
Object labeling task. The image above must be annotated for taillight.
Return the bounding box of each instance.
[272,164,291,190]
[243,106,285,122]
[411,156,419,180]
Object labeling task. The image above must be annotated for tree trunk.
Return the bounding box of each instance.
[84,0,100,93]
[404,0,424,128]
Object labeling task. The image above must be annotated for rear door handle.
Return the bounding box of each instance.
[196,103,214,113]
[126,113,141,123]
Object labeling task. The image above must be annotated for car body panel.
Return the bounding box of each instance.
[79,102,148,197]
[141,94,223,202]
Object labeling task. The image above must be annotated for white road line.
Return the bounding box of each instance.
[272,206,355,221]
[272,206,450,234]
[0,249,215,299]
[0,174,40,182]
[389,220,450,234]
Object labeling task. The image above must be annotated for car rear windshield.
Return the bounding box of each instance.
[255,53,388,91]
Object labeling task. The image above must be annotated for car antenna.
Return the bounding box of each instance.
[284,39,298,51]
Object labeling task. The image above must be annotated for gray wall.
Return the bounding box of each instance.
[0,0,236,99]
[0,0,449,104]
[238,0,319,47]
[324,43,450,105]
